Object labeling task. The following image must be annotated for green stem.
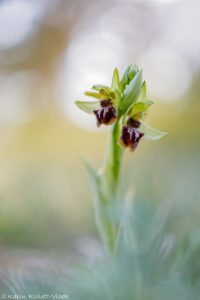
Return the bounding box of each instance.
[110,121,122,183]
[99,121,123,254]
[103,121,123,199]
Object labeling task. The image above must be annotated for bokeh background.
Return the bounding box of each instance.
[0,0,199,268]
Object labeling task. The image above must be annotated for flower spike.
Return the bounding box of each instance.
[75,64,166,152]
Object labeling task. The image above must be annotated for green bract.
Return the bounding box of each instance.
[120,64,139,92]
[118,69,142,117]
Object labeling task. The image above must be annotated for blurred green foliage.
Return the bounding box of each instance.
[0,75,199,248]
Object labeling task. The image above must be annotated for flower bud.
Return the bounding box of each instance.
[93,106,117,127]
[119,126,144,151]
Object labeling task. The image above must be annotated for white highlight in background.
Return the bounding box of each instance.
[139,45,192,101]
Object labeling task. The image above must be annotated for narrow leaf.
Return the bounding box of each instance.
[83,159,117,252]
[140,122,167,140]
[83,159,100,187]
[75,100,100,114]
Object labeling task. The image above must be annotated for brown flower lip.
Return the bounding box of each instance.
[93,106,117,127]
[119,126,144,152]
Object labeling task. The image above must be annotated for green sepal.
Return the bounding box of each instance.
[92,85,112,95]
[129,100,154,119]
[140,122,167,140]
[84,91,107,100]
[75,100,100,114]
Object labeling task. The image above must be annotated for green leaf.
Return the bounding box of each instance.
[75,100,100,114]
[140,122,167,140]
[111,68,120,91]
[83,159,117,253]
[119,70,143,117]
[129,100,154,118]
[83,159,100,188]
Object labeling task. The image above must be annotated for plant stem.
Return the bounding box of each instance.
[103,121,123,199]
[99,121,123,254]
[110,121,123,184]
